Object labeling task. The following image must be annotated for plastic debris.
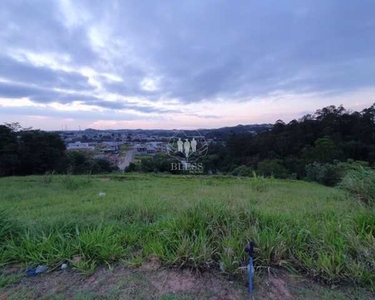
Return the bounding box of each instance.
[61,263,68,270]
[245,241,256,295]
[98,192,106,197]
[27,265,48,276]
[35,265,48,274]
[27,269,37,277]
[219,261,225,272]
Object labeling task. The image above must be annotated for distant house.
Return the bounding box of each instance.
[134,144,147,153]
[98,141,121,153]
[148,142,158,148]
[146,146,156,154]
[67,141,94,151]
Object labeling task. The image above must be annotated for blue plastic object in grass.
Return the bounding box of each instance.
[27,265,48,277]
[35,265,48,274]
[245,241,256,295]
[27,269,37,277]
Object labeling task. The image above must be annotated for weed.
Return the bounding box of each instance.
[41,171,55,184]
[0,209,20,246]
[249,172,270,192]
[0,273,22,288]
[60,174,92,190]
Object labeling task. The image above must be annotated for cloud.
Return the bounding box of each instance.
[0,81,94,103]
[0,0,374,129]
[0,105,147,121]
[0,81,178,114]
[0,56,92,91]
[85,99,179,113]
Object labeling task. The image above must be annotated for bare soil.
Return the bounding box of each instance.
[0,263,373,300]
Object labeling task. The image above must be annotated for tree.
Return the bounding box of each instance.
[18,130,66,175]
[304,136,342,163]
[257,159,289,178]
[0,125,19,176]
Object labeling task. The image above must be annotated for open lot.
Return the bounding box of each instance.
[1,174,374,299]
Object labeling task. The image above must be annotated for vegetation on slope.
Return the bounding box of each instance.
[0,174,374,289]
[214,104,375,180]
[338,167,375,204]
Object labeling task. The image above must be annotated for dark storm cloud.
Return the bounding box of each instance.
[0,0,375,109]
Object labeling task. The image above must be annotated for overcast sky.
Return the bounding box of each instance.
[0,0,374,130]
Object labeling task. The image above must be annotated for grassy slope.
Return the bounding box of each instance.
[0,174,374,291]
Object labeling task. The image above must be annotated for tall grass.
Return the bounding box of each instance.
[0,174,374,289]
[338,167,375,204]
[0,209,20,245]
[60,174,92,190]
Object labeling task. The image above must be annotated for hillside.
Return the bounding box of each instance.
[1,174,374,299]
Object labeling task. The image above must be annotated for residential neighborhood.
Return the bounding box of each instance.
[61,129,170,171]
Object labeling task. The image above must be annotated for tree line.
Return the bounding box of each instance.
[0,123,117,176]
[204,103,375,185]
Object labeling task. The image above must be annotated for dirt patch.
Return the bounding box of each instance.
[140,255,161,271]
[151,270,195,293]
[2,266,371,300]
[151,269,245,300]
[0,266,248,299]
[259,276,292,300]
[1,264,22,276]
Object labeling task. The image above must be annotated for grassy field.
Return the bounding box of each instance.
[0,174,374,296]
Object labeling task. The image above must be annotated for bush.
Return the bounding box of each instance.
[64,151,118,174]
[250,172,270,192]
[306,161,371,186]
[338,167,375,204]
[305,163,342,186]
[257,159,289,179]
[125,162,138,172]
[230,165,254,176]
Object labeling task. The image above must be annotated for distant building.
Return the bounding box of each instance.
[67,141,94,151]
[134,144,147,153]
[146,146,156,154]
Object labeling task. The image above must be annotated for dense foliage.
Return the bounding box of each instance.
[130,104,375,186]
[0,124,117,176]
[206,103,375,184]
[338,167,375,204]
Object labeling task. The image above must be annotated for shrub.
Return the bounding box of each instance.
[305,163,342,186]
[64,151,118,174]
[125,162,138,172]
[250,172,270,192]
[41,171,55,184]
[257,159,289,179]
[230,165,254,176]
[338,167,375,204]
